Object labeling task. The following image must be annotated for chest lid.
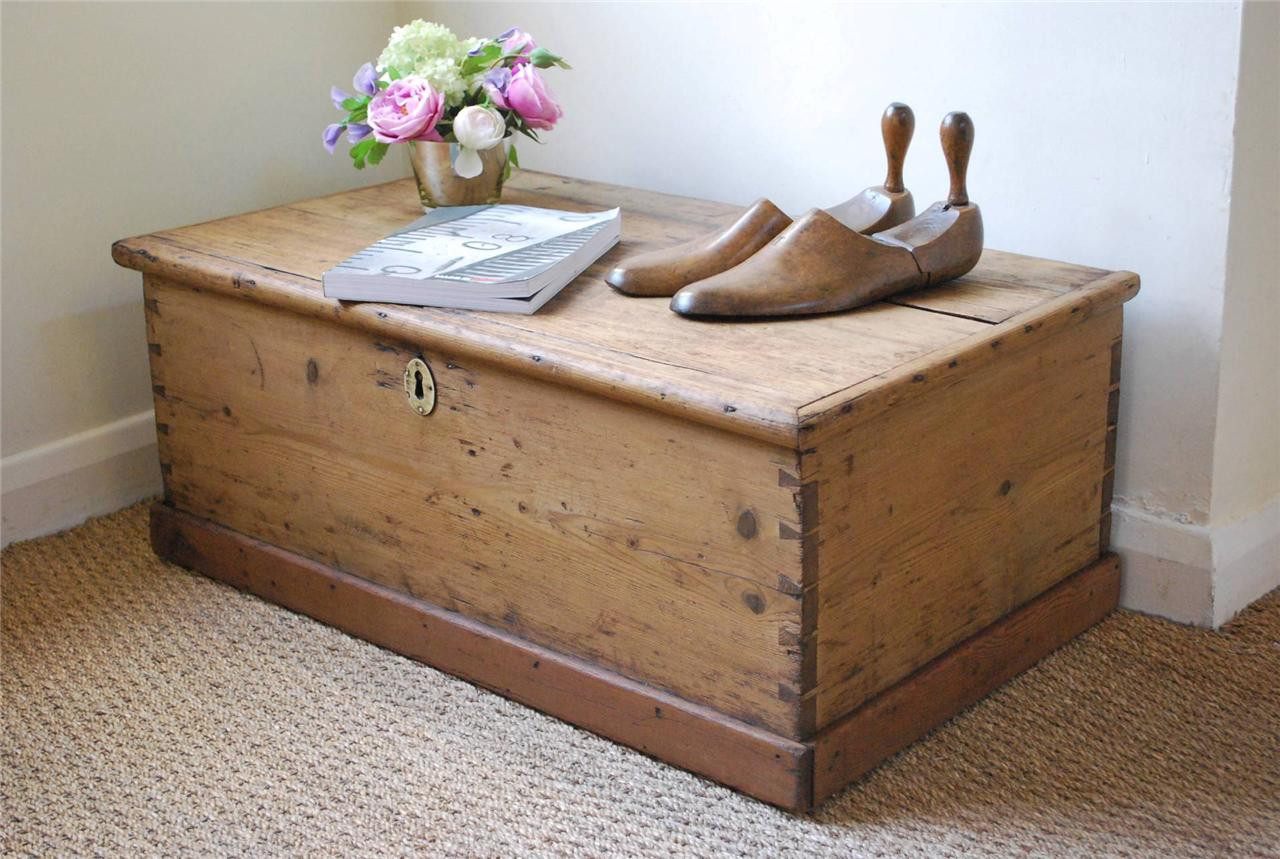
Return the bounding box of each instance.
[113,171,1137,448]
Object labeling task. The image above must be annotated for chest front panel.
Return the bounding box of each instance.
[144,276,808,737]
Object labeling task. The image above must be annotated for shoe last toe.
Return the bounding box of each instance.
[670,277,734,317]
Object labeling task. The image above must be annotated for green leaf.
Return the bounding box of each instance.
[386,65,402,81]
[501,142,518,184]
[460,42,502,76]
[367,141,390,166]
[377,79,390,90]
[345,105,367,124]
[341,97,365,111]
[529,47,571,70]
[349,136,376,169]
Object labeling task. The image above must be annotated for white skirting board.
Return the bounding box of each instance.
[1,411,162,548]
[1113,496,1280,628]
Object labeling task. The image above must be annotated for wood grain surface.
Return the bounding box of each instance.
[145,275,809,736]
[811,553,1121,803]
[804,308,1123,729]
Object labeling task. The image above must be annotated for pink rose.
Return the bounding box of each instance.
[506,65,562,131]
[367,77,445,144]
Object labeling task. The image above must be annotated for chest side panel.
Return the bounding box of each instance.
[144,276,807,737]
[807,307,1122,730]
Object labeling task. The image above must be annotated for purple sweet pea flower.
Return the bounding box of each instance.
[498,27,537,62]
[483,67,511,109]
[347,122,372,143]
[323,123,345,154]
[331,86,353,110]
[353,62,379,97]
[499,28,536,51]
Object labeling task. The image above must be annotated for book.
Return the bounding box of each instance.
[322,204,621,313]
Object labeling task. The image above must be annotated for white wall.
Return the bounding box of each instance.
[418,0,1276,624]
[1112,0,1279,626]
[1209,0,1280,623]
[1,1,408,543]
[1214,0,1280,525]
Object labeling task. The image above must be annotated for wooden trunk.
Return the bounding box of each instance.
[114,172,1138,812]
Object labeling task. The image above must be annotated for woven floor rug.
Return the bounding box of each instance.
[3,503,1278,857]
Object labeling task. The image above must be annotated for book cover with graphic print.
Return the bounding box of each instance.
[322,204,620,314]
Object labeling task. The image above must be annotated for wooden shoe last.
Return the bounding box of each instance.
[607,103,918,298]
[824,102,917,234]
[605,198,791,297]
[671,112,983,319]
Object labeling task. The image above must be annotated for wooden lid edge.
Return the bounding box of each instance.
[797,269,1140,437]
[112,236,163,272]
[115,234,803,449]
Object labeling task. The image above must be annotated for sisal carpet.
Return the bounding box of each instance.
[3,503,1278,858]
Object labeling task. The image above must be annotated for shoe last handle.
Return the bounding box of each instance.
[881,103,915,194]
[941,111,974,207]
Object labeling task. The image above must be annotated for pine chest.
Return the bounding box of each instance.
[114,172,1138,811]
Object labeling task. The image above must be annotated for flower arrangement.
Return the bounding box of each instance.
[324,21,569,180]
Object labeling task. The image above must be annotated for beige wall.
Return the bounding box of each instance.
[1,1,407,458]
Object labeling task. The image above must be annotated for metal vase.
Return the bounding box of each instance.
[408,139,510,210]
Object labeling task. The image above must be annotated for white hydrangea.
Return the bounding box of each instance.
[377,20,483,106]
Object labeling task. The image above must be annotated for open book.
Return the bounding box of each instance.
[322,204,621,314]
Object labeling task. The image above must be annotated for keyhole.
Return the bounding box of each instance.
[403,357,435,416]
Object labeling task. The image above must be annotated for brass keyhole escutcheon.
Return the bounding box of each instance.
[403,357,436,416]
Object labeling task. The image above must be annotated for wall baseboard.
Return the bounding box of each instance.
[1112,496,1280,628]
[1210,496,1280,626]
[1112,505,1213,626]
[1,411,162,548]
